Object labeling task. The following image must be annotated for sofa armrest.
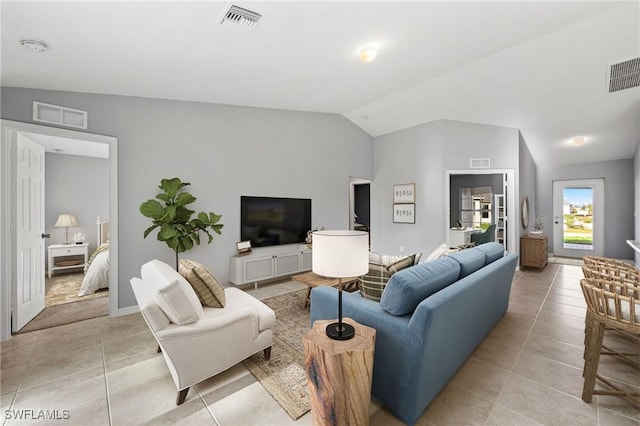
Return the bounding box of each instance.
[156,307,260,341]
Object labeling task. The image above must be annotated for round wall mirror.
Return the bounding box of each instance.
[521,196,529,229]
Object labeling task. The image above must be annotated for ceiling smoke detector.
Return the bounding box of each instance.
[220,5,262,30]
[20,39,47,53]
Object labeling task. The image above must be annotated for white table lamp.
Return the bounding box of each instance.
[312,230,369,340]
[55,213,78,244]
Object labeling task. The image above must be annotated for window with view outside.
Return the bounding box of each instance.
[562,187,593,250]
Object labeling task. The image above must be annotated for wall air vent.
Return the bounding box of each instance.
[470,158,490,169]
[220,5,262,30]
[607,57,640,93]
[33,101,87,129]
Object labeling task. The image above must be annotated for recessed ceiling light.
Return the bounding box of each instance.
[20,39,47,53]
[572,137,586,146]
[359,46,378,63]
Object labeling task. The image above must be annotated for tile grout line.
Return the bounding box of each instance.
[484,264,562,425]
[101,335,113,426]
[195,386,220,425]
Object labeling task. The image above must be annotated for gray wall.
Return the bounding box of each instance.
[519,131,537,233]
[45,152,109,264]
[371,119,520,257]
[2,87,373,310]
[536,159,635,260]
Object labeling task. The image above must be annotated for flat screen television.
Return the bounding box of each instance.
[240,196,312,248]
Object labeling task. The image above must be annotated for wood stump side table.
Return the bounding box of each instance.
[303,318,376,426]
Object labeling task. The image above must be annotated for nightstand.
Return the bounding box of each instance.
[48,243,89,278]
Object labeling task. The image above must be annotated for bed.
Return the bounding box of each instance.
[78,218,110,296]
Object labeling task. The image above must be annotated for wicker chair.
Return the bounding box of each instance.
[579,276,640,408]
[583,256,639,279]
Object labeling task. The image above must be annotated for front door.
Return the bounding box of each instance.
[13,133,46,331]
[552,179,604,258]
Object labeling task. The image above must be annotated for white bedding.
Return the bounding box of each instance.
[79,245,109,296]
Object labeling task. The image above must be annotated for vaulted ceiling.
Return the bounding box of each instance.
[2,1,639,166]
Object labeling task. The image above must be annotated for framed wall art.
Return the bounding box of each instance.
[393,183,415,203]
[393,203,415,224]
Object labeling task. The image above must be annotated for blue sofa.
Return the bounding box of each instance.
[310,242,518,425]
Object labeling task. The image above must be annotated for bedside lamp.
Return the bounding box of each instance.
[312,230,369,340]
[55,213,78,244]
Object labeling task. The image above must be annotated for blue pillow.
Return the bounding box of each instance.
[475,242,505,265]
[447,248,485,278]
[380,256,460,316]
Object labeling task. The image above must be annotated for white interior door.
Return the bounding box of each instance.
[552,179,604,258]
[13,133,46,331]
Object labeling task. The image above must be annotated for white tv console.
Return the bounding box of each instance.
[229,244,312,288]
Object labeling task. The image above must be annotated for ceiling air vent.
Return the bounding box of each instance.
[608,57,640,93]
[470,158,490,169]
[33,101,87,129]
[220,5,261,30]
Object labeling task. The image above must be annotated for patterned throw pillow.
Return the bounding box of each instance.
[359,254,415,302]
[178,259,226,308]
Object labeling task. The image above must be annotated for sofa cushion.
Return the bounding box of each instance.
[359,254,415,302]
[380,256,460,315]
[141,259,204,320]
[447,248,486,278]
[475,242,505,265]
[179,259,225,308]
[154,279,201,325]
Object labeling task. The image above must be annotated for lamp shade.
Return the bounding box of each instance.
[312,230,368,278]
[55,214,78,227]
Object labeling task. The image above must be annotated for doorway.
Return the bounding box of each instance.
[446,170,515,254]
[552,179,604,258]
[349,177,371,238]
[1,120,118,341]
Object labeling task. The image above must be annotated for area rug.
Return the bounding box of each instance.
[17,296,108,333]
[46,272,108,306]
[243,289,311,420]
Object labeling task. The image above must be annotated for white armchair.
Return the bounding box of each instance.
[130,259,275,404]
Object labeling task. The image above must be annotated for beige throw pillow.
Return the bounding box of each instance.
[179,259,226,308]
[359,254,416,302]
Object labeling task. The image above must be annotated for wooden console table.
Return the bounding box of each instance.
[520,234,548,270]
[303,318,376,426]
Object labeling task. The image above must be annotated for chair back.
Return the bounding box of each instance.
[471,224,496,245]
[580,277,640,331]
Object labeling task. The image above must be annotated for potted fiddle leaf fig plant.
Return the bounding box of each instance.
[140,177,223,270]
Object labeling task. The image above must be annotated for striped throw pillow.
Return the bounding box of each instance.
[178,259,226,308]
[359,254,415,302]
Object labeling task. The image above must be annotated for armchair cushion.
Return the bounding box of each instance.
[155,279,201,325]
[179,259,225,308]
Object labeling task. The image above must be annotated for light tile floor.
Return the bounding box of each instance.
[1,264,639,425]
